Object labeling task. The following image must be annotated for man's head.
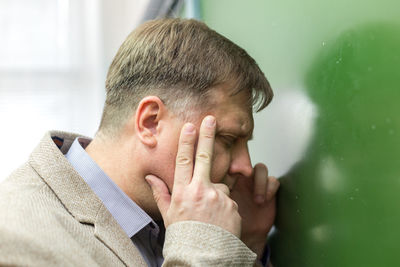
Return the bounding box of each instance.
[98,18,272,137]
[92,18,273,216]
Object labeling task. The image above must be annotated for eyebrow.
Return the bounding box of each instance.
[217,127,254,141]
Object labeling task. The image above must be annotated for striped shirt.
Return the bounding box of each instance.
[65,138,163,267]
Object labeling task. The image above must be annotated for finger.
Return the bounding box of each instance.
[145,174,171,218]
[266,176,280,201]
[193,116,216,184]
[174,123,197,189]
[214,183,230,196]
[253,163,268,204]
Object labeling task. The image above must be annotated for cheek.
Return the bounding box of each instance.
[210,148,231,183]
[153,134,180,192]
[150,150,176,192]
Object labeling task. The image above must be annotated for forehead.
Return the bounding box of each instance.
[206,86,254,138]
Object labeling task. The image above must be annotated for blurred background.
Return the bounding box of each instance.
[0,0,314,183]
[0,0,183,179]
[1,0,400,266]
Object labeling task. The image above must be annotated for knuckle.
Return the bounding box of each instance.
[218,184,230,195]
[206,189,219,201]
[180,138,193,146]
[231,199,239,211]
[196,151,212,163]
[176,155,192,166]
[172,193,183,204]
[201,132,214,139]
[220,183,229,191]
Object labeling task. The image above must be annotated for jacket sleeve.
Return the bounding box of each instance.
[162,221,257,267]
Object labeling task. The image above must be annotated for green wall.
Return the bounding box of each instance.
[201,1,400,266]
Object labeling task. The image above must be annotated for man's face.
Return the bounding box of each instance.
[157,86,254,192]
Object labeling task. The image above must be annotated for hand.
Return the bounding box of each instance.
[145,116,242,237]
[230,163,280,257]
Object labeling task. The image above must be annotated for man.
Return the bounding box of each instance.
[0,18,279,266]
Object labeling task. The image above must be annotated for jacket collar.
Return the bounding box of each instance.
[28,131,146,266]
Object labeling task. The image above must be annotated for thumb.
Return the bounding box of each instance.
[145,174,171,218]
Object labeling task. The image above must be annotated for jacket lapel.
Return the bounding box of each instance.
[95,205,147,266]
[29,131,146,266]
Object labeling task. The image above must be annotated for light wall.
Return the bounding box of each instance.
[0,0,149,180]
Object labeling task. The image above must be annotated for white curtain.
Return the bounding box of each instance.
[0,0,184,180]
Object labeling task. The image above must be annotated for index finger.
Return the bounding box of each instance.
[192,116,216,183]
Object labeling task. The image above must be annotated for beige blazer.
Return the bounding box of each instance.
[0,131,256,266]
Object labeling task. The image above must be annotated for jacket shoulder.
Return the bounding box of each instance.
[0,163,98,266]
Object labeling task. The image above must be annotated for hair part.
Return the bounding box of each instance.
[99,18,273,137]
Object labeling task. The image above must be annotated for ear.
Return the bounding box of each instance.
[135,96,166,148]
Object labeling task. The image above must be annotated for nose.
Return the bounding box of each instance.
[228,143,253,178]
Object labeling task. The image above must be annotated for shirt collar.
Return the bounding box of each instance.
[65,137,159,238]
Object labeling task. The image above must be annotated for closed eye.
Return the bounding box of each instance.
[219,135,236,149]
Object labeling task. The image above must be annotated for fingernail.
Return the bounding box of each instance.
[184,123,195,134]
[205,116,216,127]
[255,195,265,204]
